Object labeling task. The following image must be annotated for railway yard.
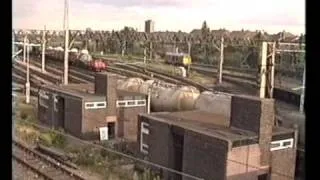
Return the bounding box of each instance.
[12,29,305,180]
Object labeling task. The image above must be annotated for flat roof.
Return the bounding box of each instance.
[41,83,105,101]
[141,110,295,147]
[142,110,257,144]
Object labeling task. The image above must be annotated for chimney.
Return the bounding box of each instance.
[94,72,118,116]
[230,95,275,166]
[95,72,107,95]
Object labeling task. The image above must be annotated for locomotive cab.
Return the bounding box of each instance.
[165,52,192,67]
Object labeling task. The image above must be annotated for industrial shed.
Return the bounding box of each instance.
[137,95,297,180]
[38,72,147,141]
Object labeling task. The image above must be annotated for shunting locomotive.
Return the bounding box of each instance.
[164,52,192,67]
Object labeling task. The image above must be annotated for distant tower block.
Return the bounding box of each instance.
[145,20,155,33]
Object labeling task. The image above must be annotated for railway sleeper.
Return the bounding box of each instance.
[30,61,92,84]
[13,155,55,180]
[14,63,61,84]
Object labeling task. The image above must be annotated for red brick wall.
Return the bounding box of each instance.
[226,144,268,180]
[117,106,146,141]
[82,106,107,140]
[270,148,296,180]
[230,95,275,166]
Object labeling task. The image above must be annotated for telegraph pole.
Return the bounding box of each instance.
[149,41,152,61]
[187,42,191,76]
[26,39,30,104]
[259,42,268,98]
[42,25,46,72]
[217,37,224,84]
[23,36,27,63]
[187,41,191,55]
[63,0,69,85]
[143,47,147,64]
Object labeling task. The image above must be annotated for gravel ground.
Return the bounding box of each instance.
[12,160,45,180]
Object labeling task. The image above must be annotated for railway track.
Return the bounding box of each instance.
[97,55,302,107]
[30,56,188,87]
[12,139,86,180]
[126,63,211,92]
[13,55,302,107]
[112,63,186,85]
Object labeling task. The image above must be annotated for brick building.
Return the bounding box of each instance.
[137,95,297,180]
[145,20,155,33]
[38,72,147,141]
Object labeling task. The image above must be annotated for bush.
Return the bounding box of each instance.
[39,130,66,148]
[20,111,28,120]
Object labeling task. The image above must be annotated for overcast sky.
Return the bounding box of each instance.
[13,0,305,34]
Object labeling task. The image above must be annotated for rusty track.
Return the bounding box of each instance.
[12,139,86,180]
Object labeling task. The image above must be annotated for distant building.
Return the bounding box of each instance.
[145,20,155,33]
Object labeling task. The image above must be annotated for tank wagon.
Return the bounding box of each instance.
[46,47,107,72]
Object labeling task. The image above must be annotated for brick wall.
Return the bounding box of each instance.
[117,106,146,141]
[94,73,107,95]
[270,148,296,180]
[259,99,275,166]
[106,74,117,116]
[94,72,118,116]
[182,130,229,180]
[82,106,107,140]
[230,95,275,166]
[226,144,268,180]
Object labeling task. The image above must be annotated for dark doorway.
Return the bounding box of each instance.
[56,96,65,129]
[172,133,184,180]
[107,122,116,139]
[258,173,268,180]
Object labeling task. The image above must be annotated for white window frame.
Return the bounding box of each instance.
[140,122,149,154]
[85,101,107,109]
[270,138,294,151]
[116,100,146,108]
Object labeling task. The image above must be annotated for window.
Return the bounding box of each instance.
[85,101,107,109]
[97,103,106,107]
[85,103,94,108]
[270,138,294,151]
[116,99,146,108]
[117,102,126,106]
[140,122,149,154]
[137,100,146,105]
[127,101,135,105]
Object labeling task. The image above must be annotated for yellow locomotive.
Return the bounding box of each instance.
[164,52,192,67]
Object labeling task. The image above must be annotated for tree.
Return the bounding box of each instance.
[200,21,210,62]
